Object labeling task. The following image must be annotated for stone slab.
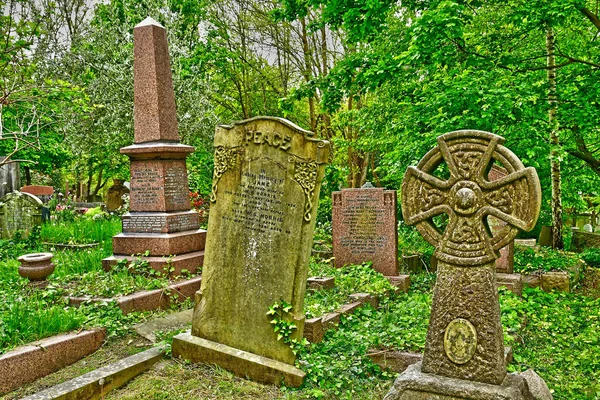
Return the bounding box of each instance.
[21,346,165,400]
[172,332,305,387]
[69,277,201,315]
[387,275,411,292]
[121,210,200,234]
[120,142,194,156]
[111,229,206,257]
[102,251,204,275]
[522,274,541,288]
[496,273,523,296]
[519,369,553,400]
[307,276,335,290]
[321,312,341,330]
[0,329,106,395]
[21,185,54,197]
[367,350,422,373]
[540,271,570,293]
[384,362,535,400]
[348,292,379,308]
[369,347,514,374]
[332,187,398,276]
[515,239,537,248]
[134,310,193,342]
[303,317,324,343]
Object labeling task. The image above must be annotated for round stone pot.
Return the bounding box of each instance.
[17,252,55,281]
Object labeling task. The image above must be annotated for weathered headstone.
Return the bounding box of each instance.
[0,192,43,239]
[102,18,205,275]
[487,165,515,274]
[105,179,130,211]
[385,130,548,400]
[332,183,399,276]
[172,117,329,387]
[0,157,20,198]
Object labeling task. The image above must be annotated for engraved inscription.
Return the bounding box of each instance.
[444,318,477,365]
[164,165,190,209]
[339,194,388,255]
[123,213,199,233]
[222,169,298,235]
[131,165,162,206]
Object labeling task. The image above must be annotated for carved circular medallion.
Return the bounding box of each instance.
[444,318,477,365]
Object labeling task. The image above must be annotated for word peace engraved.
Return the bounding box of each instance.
[402,130,541,266]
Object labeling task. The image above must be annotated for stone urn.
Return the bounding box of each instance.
[17,252,55,281]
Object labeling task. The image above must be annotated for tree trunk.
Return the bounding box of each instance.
[300,17,316,131]
[547,27,564,249]
[24,166,31,186]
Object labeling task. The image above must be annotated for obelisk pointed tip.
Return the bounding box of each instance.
[135,17,164,29]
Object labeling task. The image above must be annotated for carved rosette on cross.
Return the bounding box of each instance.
[385,130,545,400]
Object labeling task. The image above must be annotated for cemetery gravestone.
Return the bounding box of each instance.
[102,18,205,275]
[0,192,43,239]
[172,117,329,387]
[385,130,548,400]
[105,179,129,211]
[332,183,399,276]
[0,157,20,198]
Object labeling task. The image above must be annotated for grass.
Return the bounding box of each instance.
[0,216,196,355]
[40,218,121,245]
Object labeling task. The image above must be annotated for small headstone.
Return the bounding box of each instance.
[332,185,398,276]
[102,18,205,275]
[583,223,593,233]
[386,130,548,400]
[0,192,43,239]
[487,165,515,274]
[538,225,553,247]
[172,117,329,387]
[105,179,130,211]
[0,157,20,198]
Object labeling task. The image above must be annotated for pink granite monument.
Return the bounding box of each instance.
[332,183,399,276]
[102,18,205,275]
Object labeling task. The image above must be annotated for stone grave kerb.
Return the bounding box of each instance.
[385,130,545,400]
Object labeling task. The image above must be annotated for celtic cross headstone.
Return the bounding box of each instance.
[385,130,549,400]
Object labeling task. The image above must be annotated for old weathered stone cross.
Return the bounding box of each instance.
[386,130,545,400]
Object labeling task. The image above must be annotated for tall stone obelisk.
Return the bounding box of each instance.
[103,18,205,275]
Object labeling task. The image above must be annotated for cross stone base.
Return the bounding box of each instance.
[384,362,536,400]
[172,331,305,387]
